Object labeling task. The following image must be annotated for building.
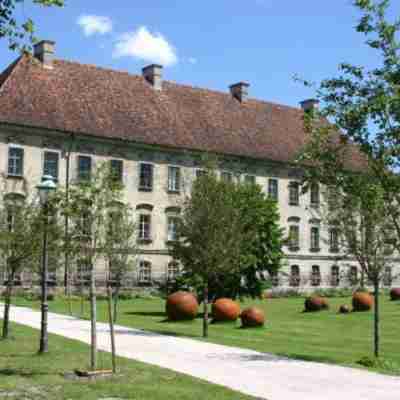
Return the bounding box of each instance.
[0,41,396,291]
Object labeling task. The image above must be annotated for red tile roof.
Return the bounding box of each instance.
[0,56,364,167]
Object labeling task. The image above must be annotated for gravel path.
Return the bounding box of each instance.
[3,304,400,400]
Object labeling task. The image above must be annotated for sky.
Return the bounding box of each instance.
[0,0,394,108]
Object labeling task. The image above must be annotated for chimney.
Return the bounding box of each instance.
[33,40,55,68]
[229,82,250,102]
[300,98,319,112]
[142,64,163,90]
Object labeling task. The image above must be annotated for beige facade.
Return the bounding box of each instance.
[2,122,397,292]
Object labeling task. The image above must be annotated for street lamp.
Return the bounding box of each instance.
[36,175,57,354]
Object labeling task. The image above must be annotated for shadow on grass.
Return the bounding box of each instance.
[125,311,166,318]
[113,328,199,339]
[0,368,52,378]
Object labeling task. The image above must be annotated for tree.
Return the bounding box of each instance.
[297,0,400,358]
[60,162,126,371]
[172,162,284,337]
[103,203,137,323]
[0,193,42,339]
[0,0,64,51]
[172,168,243,338]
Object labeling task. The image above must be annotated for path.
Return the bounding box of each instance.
[2,304,400,400]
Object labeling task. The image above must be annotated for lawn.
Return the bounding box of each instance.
[0,322,256,400]
[14,294,400,374]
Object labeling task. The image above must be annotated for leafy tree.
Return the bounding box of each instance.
[0,194,42,339]
[60,162,126,371]
[0,0,64,51]
[298,0,400,358]
[171,168,243,338]
[172,163,284,337]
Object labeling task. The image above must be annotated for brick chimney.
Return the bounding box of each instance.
[33,40,55,68]
[229,82,250,102]
[142,64,163,91]
[300,99,319,112]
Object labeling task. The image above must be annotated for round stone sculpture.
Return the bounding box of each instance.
[304,296,328,312]
[166,291,199,321]
[390,288,400,301]
[240,307,265,328]
[212,298,241,322]
[352,292,373,312]
[339,304,350,314]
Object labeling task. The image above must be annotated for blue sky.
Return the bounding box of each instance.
[0,0,392,108]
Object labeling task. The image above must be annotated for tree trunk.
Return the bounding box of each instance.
[113,285,120,324]
[89,266,97,370]
[203,284,209,338]
[39,214,49,354]
[107,285,117,373]
[374,279,380,358]
[2,271,15,340]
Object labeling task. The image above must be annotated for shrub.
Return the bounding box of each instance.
[390,288,400,301]
[240,307,265,328]
[304,296,328,312]
[212,298,241,322]
[352,292,373,312]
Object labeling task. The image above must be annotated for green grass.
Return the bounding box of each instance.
[11,295,400,374]
[0,322,255,400]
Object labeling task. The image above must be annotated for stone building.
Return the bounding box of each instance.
[0,41,396,291]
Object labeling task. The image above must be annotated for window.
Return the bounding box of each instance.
[138,214,151,241]
[331,265,340,287]
[138,260,152,284]
[288,225,300,251]
[268,179,278,201]
[330,228,339,252]
[168,166,181,192]
[79,211,92,238]
[270,271,279,287]
[289,182,300,206]
[7,210,14,232]
[196,169,206,179]
[289,265,300,287]
[311,265,321,286]
[310,183,320,208]
[383,267,392,287]
[110,159,123,183]
[221,171,233,182]
[167,216,179,242]
[244,174,256,185]
[78,155,92,181]
[76,259,91,286]
[167,261,179,281]
[43,151,59,181]
[349,266,358,286]
[139,163,153,191]
[310,227,320,251]
[8,147,24,176]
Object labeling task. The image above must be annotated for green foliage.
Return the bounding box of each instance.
[0,0,64,52]
[171,161,284,301]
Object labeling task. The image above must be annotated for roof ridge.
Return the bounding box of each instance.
[0,56,24,94]
[54,58,302,113]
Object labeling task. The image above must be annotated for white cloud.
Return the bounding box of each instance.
[188,57,197,65]
[77,15,113,37]
[113,26,178,67]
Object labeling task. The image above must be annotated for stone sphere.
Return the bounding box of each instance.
[352,292,373,312]
[304,296,328,312]
[212,298,241,322]
[390,288,400,301]
[166,291,199,321]
[339,304,350,314]
[240,307,265,328]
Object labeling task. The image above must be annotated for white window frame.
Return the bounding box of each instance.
[168,165,181,193]
[42,150,60,181]
[138,213,151,241]
[138,162,154,191]
[268,178,279,201]
[76,154,92,181]
[138,260,152,284]
[7,144,24,177]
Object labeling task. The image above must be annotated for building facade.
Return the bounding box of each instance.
[0,41,397,291]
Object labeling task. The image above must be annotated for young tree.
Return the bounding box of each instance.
[104,204,137,323]
[0,0,64,52]
[172,168,243,338]
[0,194,42,339]
[297,0,400,360]
[60,162,126,370]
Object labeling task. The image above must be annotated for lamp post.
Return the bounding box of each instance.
[37,175,57,354]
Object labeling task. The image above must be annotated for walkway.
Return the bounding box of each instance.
[2,304,400,400]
